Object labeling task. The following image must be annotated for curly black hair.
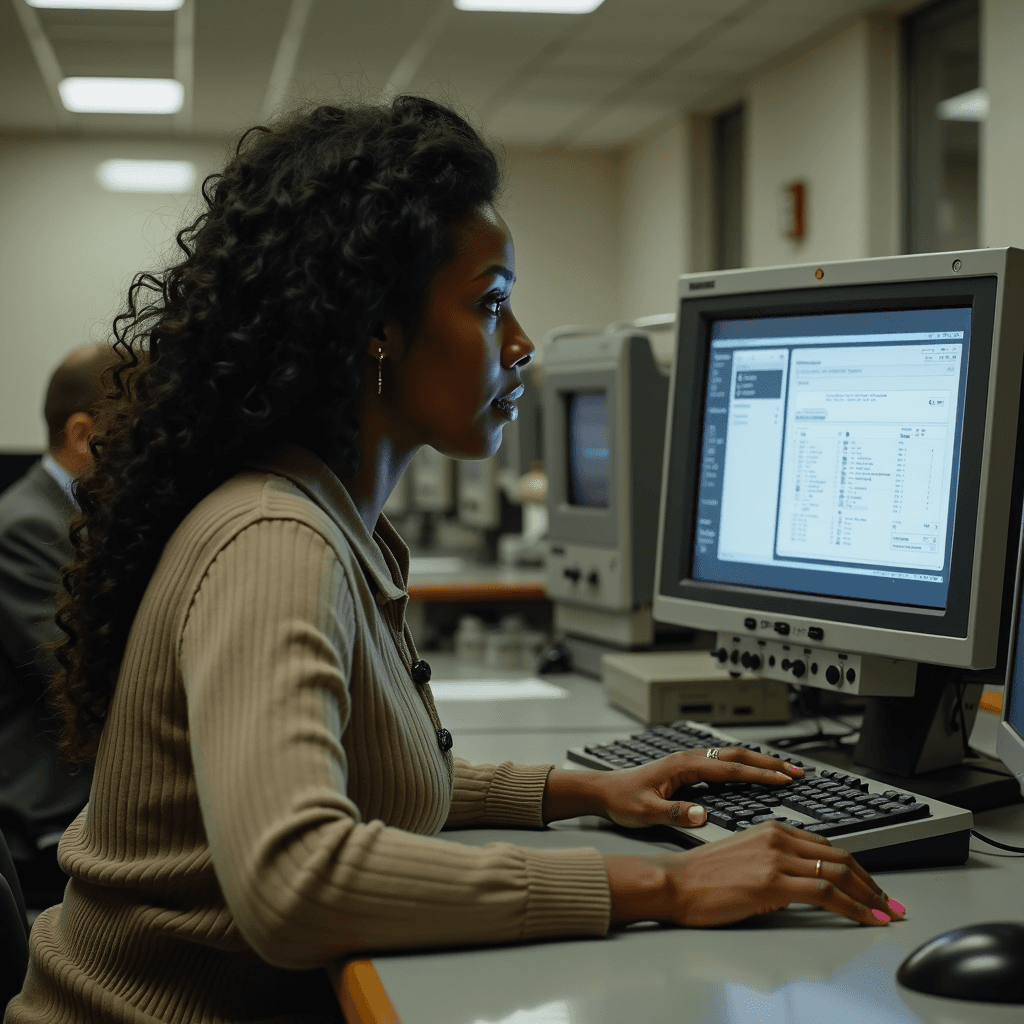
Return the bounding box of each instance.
[50,95,503,766]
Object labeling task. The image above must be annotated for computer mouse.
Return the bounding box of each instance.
[896,922,1024,1003]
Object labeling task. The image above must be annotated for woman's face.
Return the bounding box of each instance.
[382,205,534,459]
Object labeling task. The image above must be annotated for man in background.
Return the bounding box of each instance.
[0,343,117,906]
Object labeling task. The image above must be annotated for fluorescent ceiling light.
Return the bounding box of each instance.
[27,1,184,10]
[936,87,988,122]
[454,0,604,12]
[59,78,184,114]
[98,159,195,193]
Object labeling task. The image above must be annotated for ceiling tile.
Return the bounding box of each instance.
[569,100,676,146]
[487,96,593,146]
[518,70,632,101]
[53,40,174,78]
[191,0,292,133]
[0,0,63,131]
[573,3,718,47]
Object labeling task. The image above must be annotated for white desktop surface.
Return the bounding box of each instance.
[373,811,1024,1024]
[367,671,1024,1024]
[428,654,641,735]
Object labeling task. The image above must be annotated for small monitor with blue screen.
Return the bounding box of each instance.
[567,393,611,508]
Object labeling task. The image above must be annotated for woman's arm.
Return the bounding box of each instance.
[181,519,611,965]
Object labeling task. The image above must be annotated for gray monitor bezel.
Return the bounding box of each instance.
[545,368,620,549]
[653,249,1024,668]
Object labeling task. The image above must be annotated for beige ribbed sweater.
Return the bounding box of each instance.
[5,444,610,1024]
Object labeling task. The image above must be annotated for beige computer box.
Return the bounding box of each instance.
[602,650,791,725]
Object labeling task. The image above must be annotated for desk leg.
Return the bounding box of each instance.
[336,959,402,1024]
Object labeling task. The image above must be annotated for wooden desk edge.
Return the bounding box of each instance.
[330,958,402,1024]
[980,690,1004,715]
[408,581,547,602]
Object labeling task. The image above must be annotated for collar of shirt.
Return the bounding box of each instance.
[40,452,79,509]
[245,442,409,606]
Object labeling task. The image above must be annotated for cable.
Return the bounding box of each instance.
[970,829,1024,854]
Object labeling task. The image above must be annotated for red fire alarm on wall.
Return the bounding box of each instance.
[782,181,806,239]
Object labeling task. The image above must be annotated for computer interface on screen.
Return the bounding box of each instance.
[692,307,971,610]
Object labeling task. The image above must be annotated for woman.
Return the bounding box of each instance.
[6,97,902,1024]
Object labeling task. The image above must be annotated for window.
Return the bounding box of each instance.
[712,104,745,269]
[905,0,981,253]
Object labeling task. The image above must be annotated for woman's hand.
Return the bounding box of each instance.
[605,821,907,928]
[571,747,805,829]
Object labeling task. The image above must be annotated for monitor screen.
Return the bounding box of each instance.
[1009,584,1024,743]
[566,392,610,508]
[692,307,972,609]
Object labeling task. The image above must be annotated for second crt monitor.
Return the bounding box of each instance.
[654,249,1024,698]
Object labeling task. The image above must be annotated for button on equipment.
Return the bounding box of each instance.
[825,665,841,686]
[808,626,824,641]
[744,617,757,630]
[774,621,790,636]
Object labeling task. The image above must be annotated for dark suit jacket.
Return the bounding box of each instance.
[0,461,91,859]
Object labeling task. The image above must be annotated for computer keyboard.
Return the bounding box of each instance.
[567,719,974,871]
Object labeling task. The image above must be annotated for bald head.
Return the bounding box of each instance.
[44,344,119,471]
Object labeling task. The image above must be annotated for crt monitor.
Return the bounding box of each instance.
[653,249,1024,788]
[543,326,670,651]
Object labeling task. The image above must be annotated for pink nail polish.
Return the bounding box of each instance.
[887,899,906,916]
[785,763,804,774]
[872,909,891,923]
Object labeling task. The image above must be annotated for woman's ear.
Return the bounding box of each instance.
[368,319,407,360]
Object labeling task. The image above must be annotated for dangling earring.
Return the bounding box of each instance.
[377,349,384,396]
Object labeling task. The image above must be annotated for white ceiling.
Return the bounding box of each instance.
[2,0,920,147]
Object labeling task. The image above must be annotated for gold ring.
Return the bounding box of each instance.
[706,748,720,759]
[816,859,822,878]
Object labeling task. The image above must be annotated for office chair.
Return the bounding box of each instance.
[0,825,31,1008]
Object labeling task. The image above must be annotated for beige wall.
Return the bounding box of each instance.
[0,134,227,451]
[744,18,900,269]
[616,115,688,323]
[499,147,621,349]
[0,138,622,449]
[980,0,1024,249]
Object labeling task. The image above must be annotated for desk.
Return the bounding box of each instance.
[404,564,548,642]
[336,705,1024,1024]
[427,654,638,739]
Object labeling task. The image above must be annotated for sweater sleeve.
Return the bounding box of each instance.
[179,518,610,970]
[446,759,555,829]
